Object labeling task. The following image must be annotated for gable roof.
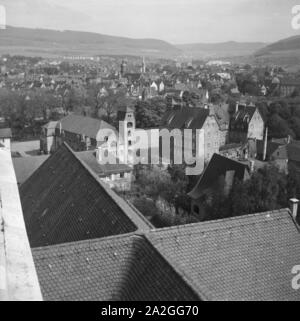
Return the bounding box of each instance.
[162,107,211,130]
[20,143,152,248]
[256,140,287,159]
[147,209,300,301]
[32,234,200,301]
[32,209,300,301]
[231,105,260,127]
[188,153,249,200]
[57,114,116,139]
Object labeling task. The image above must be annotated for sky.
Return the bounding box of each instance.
[1,0,300,44]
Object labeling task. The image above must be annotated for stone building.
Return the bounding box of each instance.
[162,106,221,170]
[280,79,300,97]
[40,114,118,154]
[229,103,264,143]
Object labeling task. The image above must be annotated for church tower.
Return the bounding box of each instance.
[117,105,135,165]
[141,56,146,74]
[120,60,127,77]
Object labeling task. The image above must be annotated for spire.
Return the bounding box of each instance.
[142,56,146,74]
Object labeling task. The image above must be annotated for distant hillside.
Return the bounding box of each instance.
[0,26,182,58]
[254,36,300,67]
[256,36,300,55]
[177,41,267,59]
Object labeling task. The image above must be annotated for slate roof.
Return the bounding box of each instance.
[162,107,210,130]
[13,155,49,185]
[256,140,287,159]
[0,128,12,138]
[32,209,300,301]
[230,105,260,131]
[189,154,249,200]
[147,209,300,301]
[32,234,200,301]
[56,114,117,139]
[20,143,152,248]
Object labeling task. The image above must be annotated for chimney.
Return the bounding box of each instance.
[250,160,255,173]
[263,127,268,161]
[235,102,239,113]
[289,198,299,222]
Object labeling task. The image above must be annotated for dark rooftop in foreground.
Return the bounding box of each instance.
[33,234,200,301]
[20,143,152,248]
[32,209,300,301]
[147,209,300,301]
[18,144,300,301]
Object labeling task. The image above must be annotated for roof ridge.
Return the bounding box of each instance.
[142,235,205,301]
[146,208,292,235]
[32,231,140,253]
[63,142,154,231]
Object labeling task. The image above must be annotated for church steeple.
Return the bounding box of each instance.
[120,60,127,77]
[141,56,146,74]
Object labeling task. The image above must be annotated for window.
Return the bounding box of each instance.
[127,122,133,128]
[120,173,125,178]
[128,140,132,146]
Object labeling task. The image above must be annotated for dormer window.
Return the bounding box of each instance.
[186,118,193,128]
[168,114,175,125]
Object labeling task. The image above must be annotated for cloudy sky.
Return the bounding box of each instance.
[2,0,300,43]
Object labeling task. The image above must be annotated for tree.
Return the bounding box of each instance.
[97,88,128,124]
[267,114,294,138]
[230,166,287,217]
[290,117,300,139]
[135,97,167,129]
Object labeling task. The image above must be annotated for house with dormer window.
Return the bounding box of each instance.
[229,103,264,143]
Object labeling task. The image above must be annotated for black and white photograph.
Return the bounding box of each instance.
[1,0,300,305]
